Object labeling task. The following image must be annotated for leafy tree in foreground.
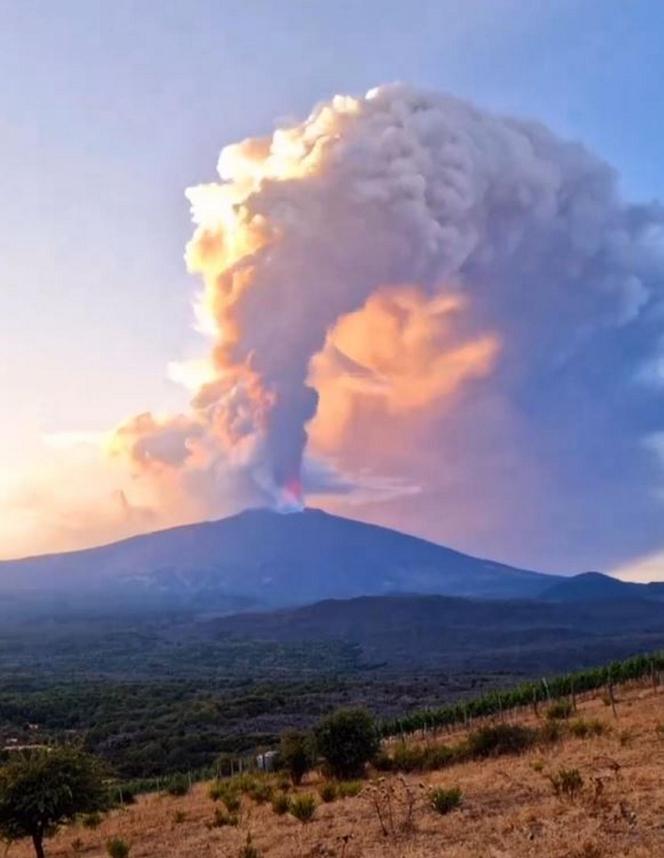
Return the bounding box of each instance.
[279,730,315,785]
[0,747,109,858]
[315,708,379,779]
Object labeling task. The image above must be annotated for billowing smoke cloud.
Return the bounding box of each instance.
[113,84,664,572]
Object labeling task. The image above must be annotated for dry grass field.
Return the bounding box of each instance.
[11,681,664,858]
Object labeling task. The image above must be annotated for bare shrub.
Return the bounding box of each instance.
[548,767,584,801]
[363,776,424,838]
[239,832,261,858]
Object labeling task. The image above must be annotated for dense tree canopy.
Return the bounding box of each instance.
[315,708,379,779]
[0,747,109,858]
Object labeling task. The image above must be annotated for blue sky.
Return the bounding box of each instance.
[1,0,663,564]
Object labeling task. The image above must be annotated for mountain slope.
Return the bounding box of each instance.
[210,592,664,671]
[0,507,561,609]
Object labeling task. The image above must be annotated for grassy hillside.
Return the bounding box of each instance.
[12,677,664,857]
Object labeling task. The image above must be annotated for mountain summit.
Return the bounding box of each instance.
[0,507,563,610]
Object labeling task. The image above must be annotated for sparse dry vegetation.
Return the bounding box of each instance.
[288,793,317,823]
[429,785,462,815]
[569,718,607,738]
[6,679,664,857]
[547,767,584,801]
[165,773,189,797]
[238,832,261,858]
[337,780,362,799]
[270,792,290,815]
[209,807,238,828]
[105,838,130,858]
[318,781,337,802]
[547,699,574,721]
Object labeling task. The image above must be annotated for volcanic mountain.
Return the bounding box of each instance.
[0,508,657,613]
[0,507,556,609]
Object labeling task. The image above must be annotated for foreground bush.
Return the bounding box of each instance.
[539,720,563,745]
[211,781,241,811]
[430,786,462,815]
[0,747,109,858]
[106,838,130,858]
[546,700,573,721]
[270,792,290,815]
[377,742,456,772]
[246,778,273,804]
[210,773,273,809]
[209,807,238,828]
[548,767,584,800]
[378,722,543,774]
[337,780,362,798]
[279,731,315,786]
[315,709,379,779]
[569,718,606,738]
[465,724,536,759]
[289,794,317,823]
[318,781,337,803]
[165,774,189,797]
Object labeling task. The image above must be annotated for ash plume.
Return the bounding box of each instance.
[113,84,664,571]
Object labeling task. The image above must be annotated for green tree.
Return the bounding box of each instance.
[315,708,379,779]
[279,730,315,785]
[0,748,109,858]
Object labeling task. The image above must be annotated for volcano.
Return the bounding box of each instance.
[1,507,657,614]
[0,507,560,611]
